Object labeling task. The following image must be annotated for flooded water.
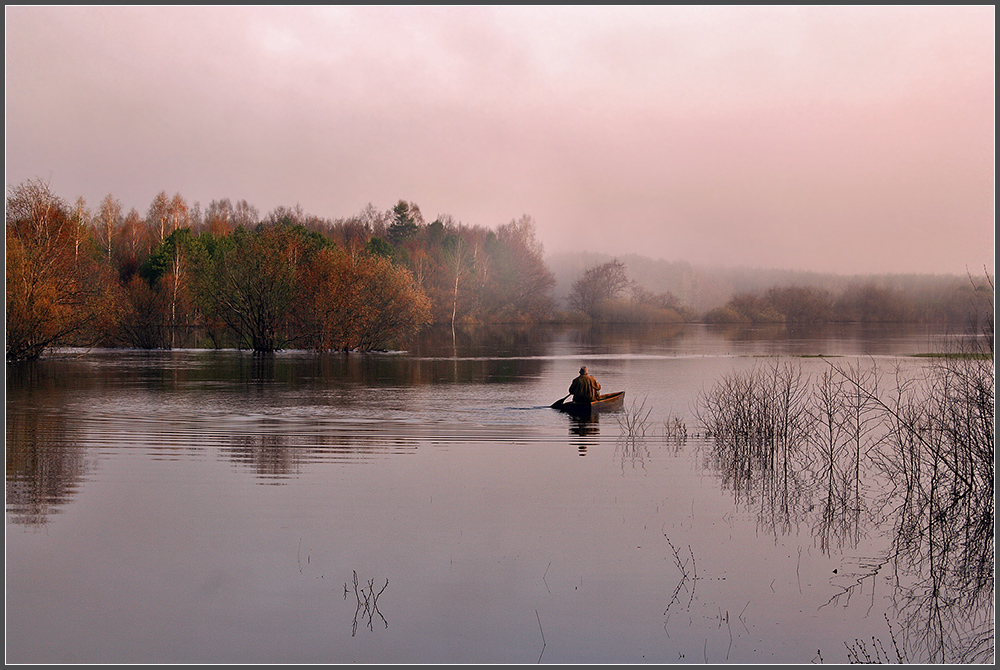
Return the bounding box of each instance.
[5,323,991,663]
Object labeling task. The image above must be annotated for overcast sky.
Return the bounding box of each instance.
[5,5,995,276]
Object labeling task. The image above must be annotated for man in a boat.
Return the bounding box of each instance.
[569,366,602,403]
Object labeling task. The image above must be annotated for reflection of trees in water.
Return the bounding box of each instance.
[842,613,908,663]
[708,322,959,356]
[223,433,303,480]
[346,571,388,635]
[569,322,687,352]
[221,428,421,479]
[875,353,994,664]
[695,361,815,538]
[5,410,90,525]
[663,537,699,623]
[409,322,556,358]
[314,347,548,386]
[817,352,994,663]
[695,352,994,663]
[416,322,690,354]
[805,362,883,556]
[615,397,653,470]
[615,434,650,471]
[610,400,690,470]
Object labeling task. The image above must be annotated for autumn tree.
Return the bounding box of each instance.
[393,214,484,326]
[94,194,124,264]
[294,248,431,351]
[833,283,914,322]
[766,286,834,323]
[111,275,171,349]
[703,292,784,324]
[356,202,391,239]
[327,216,372,259]
[200,197,257,236]
[195,225,327,352]
[409,219,491,324]
[482,215,555,321]
[167,193,190,236]
[625,285,693,323]
[348,254,432,350]
[131,228,208,348]
[114,207,151,281]
[729,293,785,323]
[6,180,117,362]
[233,199,260,229]
[265,203,307,228]
[147,191,171,242]
[70,197,92,263]
[567,258,633,320]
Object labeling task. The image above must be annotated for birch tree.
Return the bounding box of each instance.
[95,194,123,264]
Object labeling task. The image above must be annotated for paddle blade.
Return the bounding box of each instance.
[550,394,570,408]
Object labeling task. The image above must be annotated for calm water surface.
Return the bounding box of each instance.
[5,324,986,663]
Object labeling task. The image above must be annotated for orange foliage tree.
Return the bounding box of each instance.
[6,180,118,362]
[294,247,431,351]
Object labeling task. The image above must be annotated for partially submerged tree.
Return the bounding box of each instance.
[6,180,116,362]
[195,226,319,352]
[294,247,431,351]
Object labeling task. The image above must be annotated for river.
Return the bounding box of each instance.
[5,323,992,663]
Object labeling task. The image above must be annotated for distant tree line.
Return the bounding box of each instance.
[702,280,993,328]
[6,179,992,362]
[564,259,993,332]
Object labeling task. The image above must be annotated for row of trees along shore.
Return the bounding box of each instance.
[6,179,994,362]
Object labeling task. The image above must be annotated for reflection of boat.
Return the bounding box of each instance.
[551,391,625,417]
[570,414,601,442]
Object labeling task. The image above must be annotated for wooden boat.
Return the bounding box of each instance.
[550,391,625,416]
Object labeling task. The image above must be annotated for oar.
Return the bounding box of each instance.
[550,393,571,408]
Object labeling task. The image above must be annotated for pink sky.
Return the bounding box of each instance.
[5,5,994,275]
